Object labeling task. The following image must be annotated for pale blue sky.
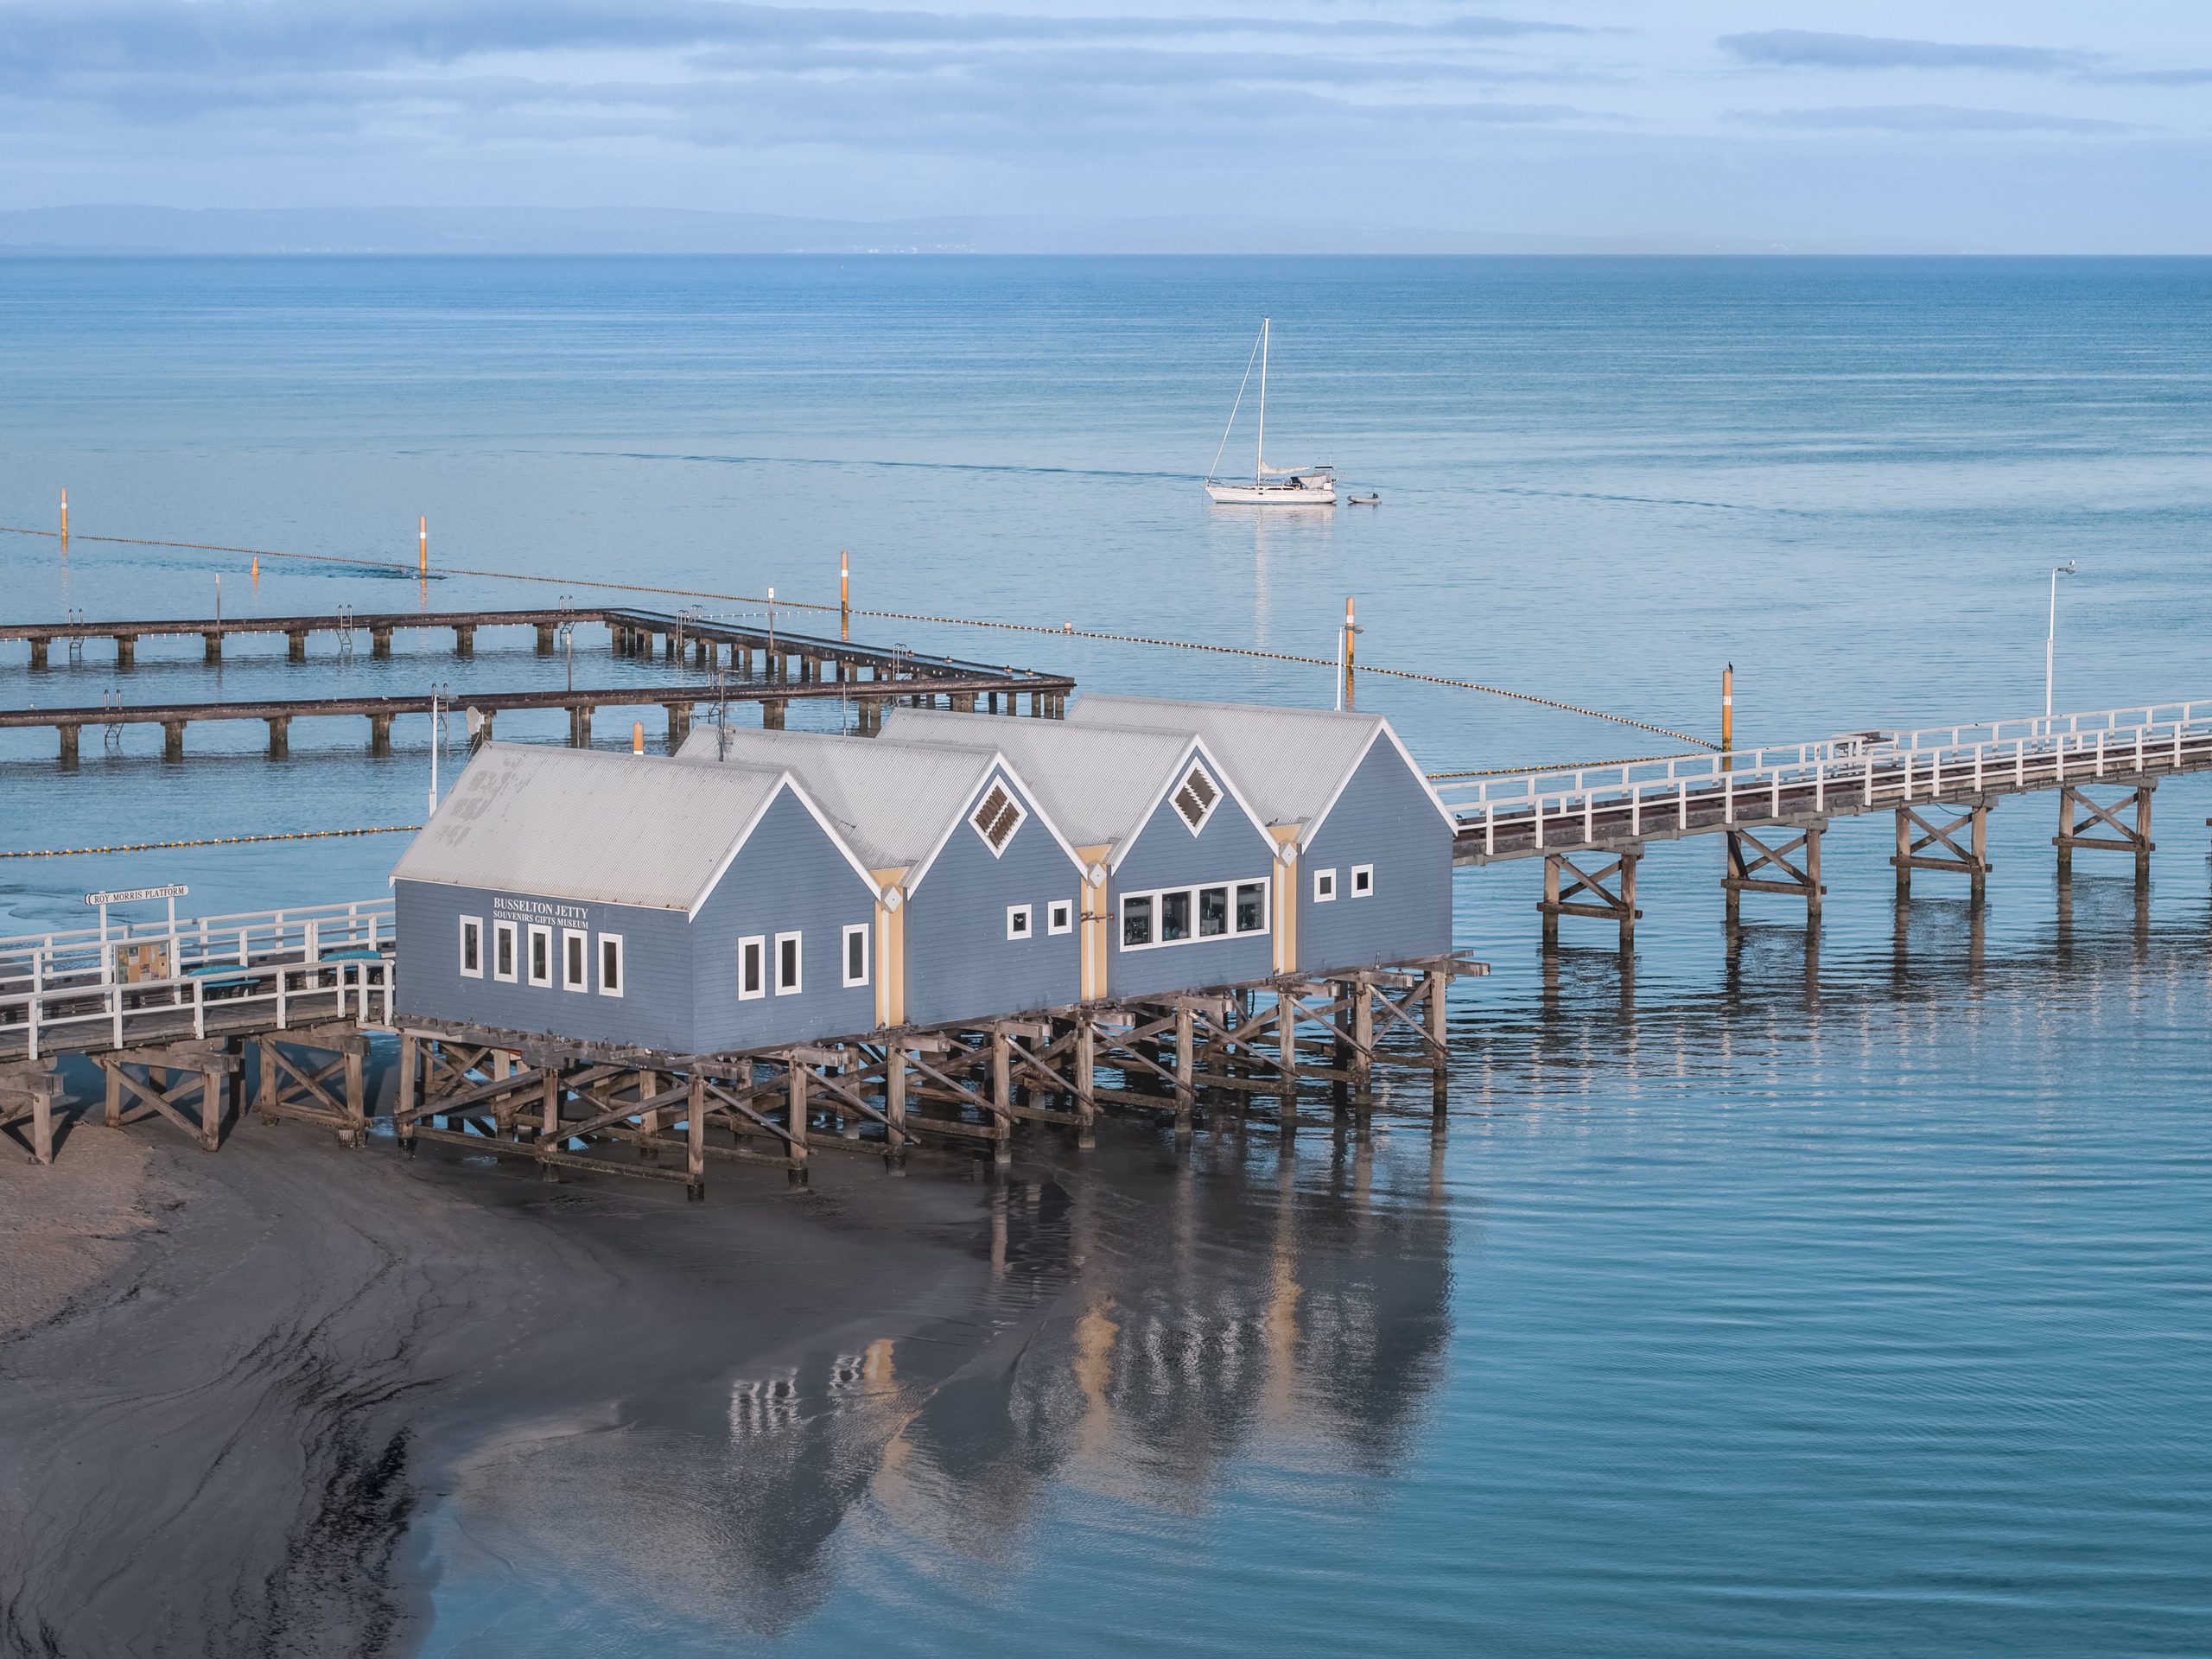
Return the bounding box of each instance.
[3,2,2209,248]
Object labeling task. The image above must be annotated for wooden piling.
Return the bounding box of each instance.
[686,1071,707,1198]
[786,1063,810,1185]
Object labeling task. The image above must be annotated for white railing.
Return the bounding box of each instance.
[1438,700,2212,857]
[0,899,395,1063]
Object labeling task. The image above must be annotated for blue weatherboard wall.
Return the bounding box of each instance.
[1108,771,1278,999]
[904,769,1084,1026]
[393,880,695,1052]
[1297,737,1453,972]
[690,787,881,1051]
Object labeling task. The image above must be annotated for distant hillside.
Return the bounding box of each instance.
[0,206,1908,256]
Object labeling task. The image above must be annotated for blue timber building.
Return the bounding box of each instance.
[391,743,881,1055]
[1065,695,1457,975]
[673,726,1090,1028]
[883,708,1287,1001]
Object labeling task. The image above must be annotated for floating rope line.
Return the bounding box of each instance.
[4,524,1714,748]
[1427,751,1707,781]
[0,824,421,859]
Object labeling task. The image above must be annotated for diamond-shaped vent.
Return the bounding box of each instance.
[971,782,1025,855]
[1173,765,1219,832]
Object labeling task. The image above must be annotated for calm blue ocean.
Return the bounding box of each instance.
[2,257,2209,1655]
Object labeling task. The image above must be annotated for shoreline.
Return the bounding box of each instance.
[0,1111,1006,1656]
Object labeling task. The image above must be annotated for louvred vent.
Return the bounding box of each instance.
[971,782,1025,853]
[1173,765,1219,831]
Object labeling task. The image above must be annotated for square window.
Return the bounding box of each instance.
[842,923,870,988]
[1198,885,1229,938]
[1122,893,1154,948]
[1160,889,1192,942]
[527,924,554,986]
[775,931,803,995]
[1007,903,1033,941]
[493,919,518,982]
[1313,869,1338,904]
[1047,900,1074,936]
[1235,880,1268,934]
[738,935,766,1001]
[599,934,624,998]
[459,916,484,978]
[1351,864,1374,898]
[562,928,588,992]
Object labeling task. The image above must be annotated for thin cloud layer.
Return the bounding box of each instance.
[1731,103,2137,136]
[1718,29,2098,74]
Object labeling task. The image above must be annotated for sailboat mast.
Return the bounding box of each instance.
[1255,318,1268,484]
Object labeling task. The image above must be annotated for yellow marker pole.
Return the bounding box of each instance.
[418,515,428,577]
[840,550,850,641]
[251,555,260,586]
[1721,663,1734,770]
[632,720,645,755]
[1340,595,1357,712]
[59,487,67,550]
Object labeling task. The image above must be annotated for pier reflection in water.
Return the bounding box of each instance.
[421,1127,1453,1649]
[416,853,2211,1658]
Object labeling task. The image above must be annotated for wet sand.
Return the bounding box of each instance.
[0,1112,1002,1657]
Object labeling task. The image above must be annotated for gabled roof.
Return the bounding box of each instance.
[391,742,874,915]
[880,707,1274,868]
[1065,692,1455,844]
[676,724,1087,891]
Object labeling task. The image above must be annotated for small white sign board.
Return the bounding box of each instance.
[84,884,189,907]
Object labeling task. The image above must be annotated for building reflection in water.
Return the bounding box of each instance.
[433,1127,1459,1640]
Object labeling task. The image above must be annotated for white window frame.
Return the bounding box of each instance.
[1234,879,1270,937]
[1351,863,1375,898]
[969,780,1027,857]
[459,915,484,979]
[526,923,555,987]
[1313,868,1338,903]
[1170,761,1223,835]
[738,934,766,1001]
[493,918,518,983]
[1117,876,1274,950]
[1007,903,1033,941]
[561,927,588,992]
[774,930,803,996]
[598,932,625,998]
[1047,899,1074,936]
[842,923,870,988]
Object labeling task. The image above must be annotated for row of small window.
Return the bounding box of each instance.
[461,917,874,1001]
[1313,864,1375,903]
[737,926,871,999]
[1122,878,1270,950]
[461,917,625,996]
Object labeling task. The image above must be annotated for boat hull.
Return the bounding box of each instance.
[1205,482,1338,506]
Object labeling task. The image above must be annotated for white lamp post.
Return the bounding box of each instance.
[2045,562,2077,722]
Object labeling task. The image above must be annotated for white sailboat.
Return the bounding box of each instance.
[1204,318,1337,506]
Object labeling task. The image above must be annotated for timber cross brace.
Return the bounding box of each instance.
[1539,850,1643,946]
[253,1023,371,1146]
[1724,823,1827,918]
[98,1041,240,1152]
[2055,782,2155,876]
[1891,803,1993,894]
[0,1065,63,1165]
[380,960,1482,1196]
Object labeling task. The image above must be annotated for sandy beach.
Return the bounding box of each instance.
[0,1101,1006,1656]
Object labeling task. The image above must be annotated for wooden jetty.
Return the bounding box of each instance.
[1,674,1073,762]
[0,602,1073,760]
[0,603,1027,683]
[0,895,1479,1187]
[1440,701,2212,941]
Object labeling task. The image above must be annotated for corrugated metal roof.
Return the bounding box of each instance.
[881,708,1199,848]
[1068,693,1380,829]
[672,726,997,871]
[391,742,792,912]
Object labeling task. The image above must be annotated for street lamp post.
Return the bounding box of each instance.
[2046,562,2078,722]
